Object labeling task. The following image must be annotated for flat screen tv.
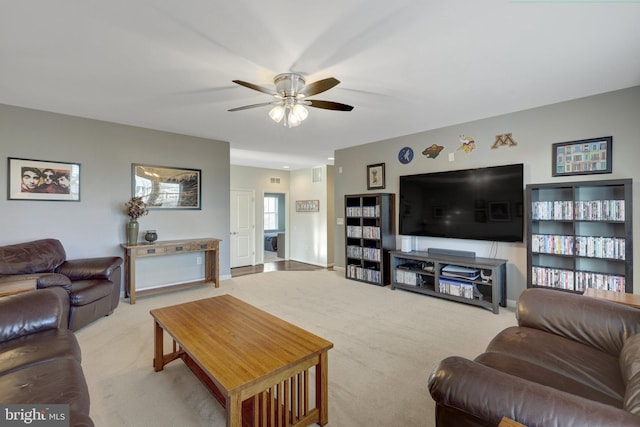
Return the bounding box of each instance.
[399,163,524,242]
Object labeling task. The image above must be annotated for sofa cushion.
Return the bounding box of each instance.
[485,326,625,403]
[0,358,90,415]
[0,329,82,374]
[0,239,66,275]
[517,287,640,356]
[475,351,623,408]
[70,279,114,306]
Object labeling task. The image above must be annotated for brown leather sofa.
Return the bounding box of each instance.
[0,287,94,427]
[428,288,640,427]
[0,238,122,331]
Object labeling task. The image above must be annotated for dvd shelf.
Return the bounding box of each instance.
[390,250,507,314]
[344,193,395,286]
[526,179,632,294]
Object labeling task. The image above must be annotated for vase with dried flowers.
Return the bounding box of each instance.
[125,197,149,245]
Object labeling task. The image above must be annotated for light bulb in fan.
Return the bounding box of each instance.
[288,110,302,127]
[292,104,308,121]
[269,105,285,123]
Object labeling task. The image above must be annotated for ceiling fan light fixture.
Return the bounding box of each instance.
[269,105,285,123]
[292,103,309,121]
[230,73,353,128]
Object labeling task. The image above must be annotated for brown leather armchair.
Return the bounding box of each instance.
[428,288,640,427]
[0,287,94,426]
[0,238,122,331]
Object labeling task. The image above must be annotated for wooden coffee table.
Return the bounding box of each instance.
[150,294,334,427]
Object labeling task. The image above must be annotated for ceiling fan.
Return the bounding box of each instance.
[229,73,354,128]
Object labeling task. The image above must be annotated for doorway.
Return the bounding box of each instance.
[263,192,286,263]
[230,189,255,268]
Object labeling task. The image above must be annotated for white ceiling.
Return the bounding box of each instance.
[1,1,639,170]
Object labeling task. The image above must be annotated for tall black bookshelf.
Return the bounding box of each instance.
[526,179,632,293]
[345,193,395,286]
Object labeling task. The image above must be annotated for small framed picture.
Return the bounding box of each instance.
[7,157,80,201]
[295,200,319,212]
[552,136,612,177]
[367,163,385,190]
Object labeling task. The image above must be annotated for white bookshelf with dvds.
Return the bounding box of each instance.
[344,193,395,286]
[390,250,507,314]
[526,179,632,294]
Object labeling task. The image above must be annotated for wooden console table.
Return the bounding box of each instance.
[121,238,221,304]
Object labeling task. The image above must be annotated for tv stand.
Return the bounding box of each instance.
[390,250,507,314]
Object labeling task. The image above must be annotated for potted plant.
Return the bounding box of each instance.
[124,197,149,244]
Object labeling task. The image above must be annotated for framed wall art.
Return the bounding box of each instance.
[295,200,319,212]
[552,136,612,177]
[367,163,385,190]
[132,164,201,210]
[7,157,80,201]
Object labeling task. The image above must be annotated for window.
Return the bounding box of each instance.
[264,196,278,230]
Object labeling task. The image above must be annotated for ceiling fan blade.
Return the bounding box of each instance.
[232,80,276,95]
[307,100,354,111]
[300,77,340,97]
[228,102,274,112]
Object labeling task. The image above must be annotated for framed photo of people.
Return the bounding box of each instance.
[132,163,201,210]
[552,136,612,177]
[7,157,81,201]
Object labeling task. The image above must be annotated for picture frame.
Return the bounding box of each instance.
[552,136,612,177]
[7,157,80,201]
[295,200,319,212]
[367,163,385,190]
[132,164,201,210]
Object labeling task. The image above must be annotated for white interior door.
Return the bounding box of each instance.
[230,189,255,268]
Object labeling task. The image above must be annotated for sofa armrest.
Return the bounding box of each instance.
[428,356,640,427]
[36,272,73,292]
[0,287,70,343]
[56,257,123,281]
[517,288,640,356]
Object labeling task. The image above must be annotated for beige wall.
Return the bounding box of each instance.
[290,165,334,267]
[334,86,640,301]
[0,104,231,285]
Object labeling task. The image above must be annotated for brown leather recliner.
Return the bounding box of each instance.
[0,287,94,427]
[428,288,640,427]
[0,238,122,331]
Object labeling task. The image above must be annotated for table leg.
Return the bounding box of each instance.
[153,320,164,372]
[227,393,242,427]
[316,351,329,425]
[128,251,137,304]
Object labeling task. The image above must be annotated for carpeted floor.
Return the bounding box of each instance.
[75,269,517,426]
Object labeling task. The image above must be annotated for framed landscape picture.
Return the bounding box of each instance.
[132,164,201,210]
[552,136,612,177]
[7,157,80,201]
